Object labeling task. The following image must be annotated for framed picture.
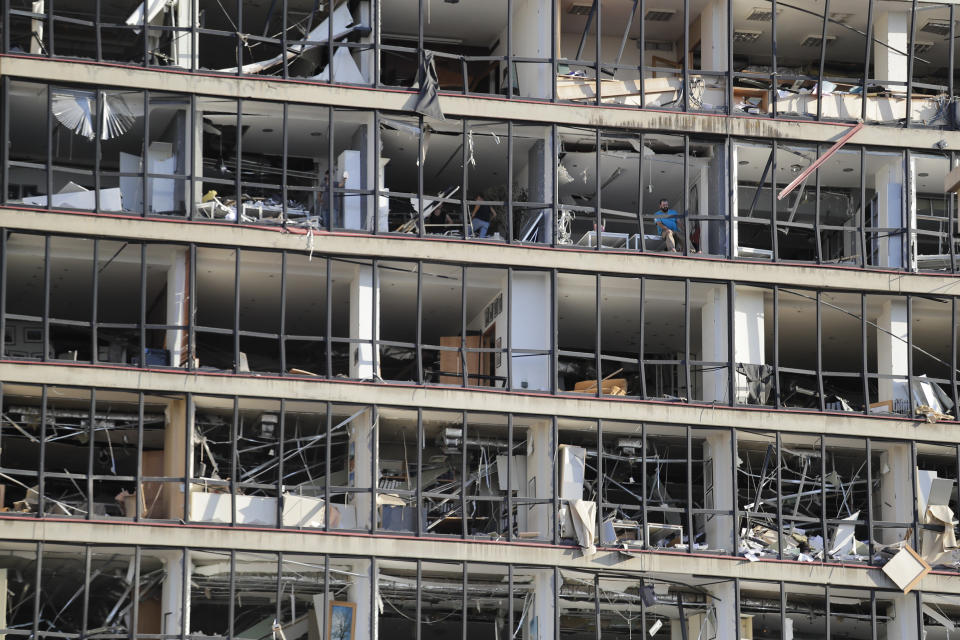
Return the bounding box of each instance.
[23,328,42,343]
[327,601,356,640]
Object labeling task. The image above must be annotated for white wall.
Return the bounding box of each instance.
[510,271,551,391]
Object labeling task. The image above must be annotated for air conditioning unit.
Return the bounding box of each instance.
[645,9,676,22]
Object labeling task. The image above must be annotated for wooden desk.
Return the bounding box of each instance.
[733,86,770,112]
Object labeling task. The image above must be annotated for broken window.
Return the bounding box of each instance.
[282,252,328,377]
[556,570,735,639]
[374,408,419,534]
[558,272,598,394]
[557,126,599,247]
[813,148,863,266]
[462,266,509,389]
[419,410,467,537]
[733,141,776,260]
[0,385,184,520]
[191,398,283,528]
[459,412,518,540]
[596,422,736,555]
[913,152,954,272]
[738,432,877,564]
[379,114,425,235]
[2,233,177,367]
[380,0,520,97]
[598,275,643,399]
[283,103,331,228]
[774,143,832,261]
[864,149,908,268]
[197,97,290,225]
[5,80,188,216]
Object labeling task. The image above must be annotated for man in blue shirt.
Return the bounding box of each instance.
[653,198,683,252]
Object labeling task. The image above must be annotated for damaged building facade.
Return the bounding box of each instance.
[2,0,960,638]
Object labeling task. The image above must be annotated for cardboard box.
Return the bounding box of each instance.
[573,378,627,395]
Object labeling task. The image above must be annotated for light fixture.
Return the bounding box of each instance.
[738,160,749,166]
[790,164,803,174]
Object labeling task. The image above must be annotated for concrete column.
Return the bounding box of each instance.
[879,443,913,546]
[347,559,375,640]
[341,116,375,231]
[356,1,374,84]
[703,433,734,553]
[873,158,907,268]
[172,0,197,69]
[877,300,909,411]
[160,551,189,637]
[164,398,191,520]
[701,286,729,403]
[706,148,728,256]
[882,594,919,640]
[699,0,728,72]
[510,0,553,99]
[348,409,377,530]
[526,131,554,244]
[523,570,555,640]
[526,420,554,539]
[509,271,551,391]
[30,1,44,55]
[348,265,379,380]
[708,582,738,639]
[734,288,765,404]
[0,568,6,640]
[165,248,189,367]
[874,10,910,87]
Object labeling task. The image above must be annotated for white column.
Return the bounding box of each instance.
[874,159,906,268]
[30,1,44,55]
[347,559,375,640]
[172,0,197,69]
[509,271,551,391]
[349,265,380,380]
[882,595,919,640]
[877,300,909,410]
[526,420,554,539]
[880,444,913,545]
[523,570,555,640]
[874,10,909,88]
[703,433,734,552]
[734,288,765,404]
[160,551,189,637]
[356,0,374,84]
[348,409,377,530]
[708,582,738,639]
[701,286,728,403]
[699,0,728,72]
[510,0,553,99]
[524,129,553,244]
[0,568,7,640]
[165,248,189,367]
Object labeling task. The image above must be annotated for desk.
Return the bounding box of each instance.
[733,86,770,112]
[576,230,635,248]
[576,231,668,252]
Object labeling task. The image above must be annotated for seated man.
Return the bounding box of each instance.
[653,198,683,252]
